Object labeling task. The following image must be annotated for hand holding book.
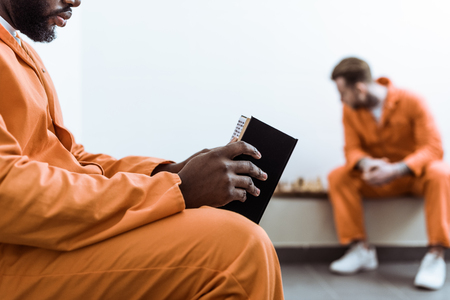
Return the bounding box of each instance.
[221,116,297,223]
[178,141,268,208]
[158,115,296,223]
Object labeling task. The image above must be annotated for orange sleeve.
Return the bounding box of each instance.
[342,106,370,170]
[71,143,173,178]
[403,95,443,176]
[0,115,185,251]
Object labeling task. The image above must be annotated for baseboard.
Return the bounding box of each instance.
[275,246,450,264]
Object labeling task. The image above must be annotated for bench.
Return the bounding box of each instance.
[260,195,426,247]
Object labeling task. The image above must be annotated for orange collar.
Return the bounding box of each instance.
[376,77,400,109]
[0,25,41,76]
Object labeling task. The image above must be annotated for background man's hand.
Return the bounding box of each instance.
[357,157,389,174]
[358,157,411,186]
[178,141,268,208]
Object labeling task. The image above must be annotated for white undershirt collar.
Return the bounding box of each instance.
[0,15,21,45]
[370,98,384,123]
[0,15,17,36]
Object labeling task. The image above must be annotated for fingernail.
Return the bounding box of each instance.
[262,172,268,180]
[255,148,262,158]
[256,188,260,196]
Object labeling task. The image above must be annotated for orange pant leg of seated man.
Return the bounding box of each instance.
[0,207,284,299]
[328,160,450,247]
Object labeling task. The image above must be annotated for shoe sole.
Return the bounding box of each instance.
[414,283,443,291]
[330,264,378,275]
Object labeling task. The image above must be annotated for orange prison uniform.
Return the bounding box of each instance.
[0,26,283,299]
[328,77,450,247]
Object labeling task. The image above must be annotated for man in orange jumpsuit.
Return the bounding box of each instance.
[0,0,284,299]
[328,57,450,290]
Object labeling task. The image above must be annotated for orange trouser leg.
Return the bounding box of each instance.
[328,162,450,247]
[0,207,284,300]
[328,166,367,244]
[327,166,416,245]
[415,161,450,247]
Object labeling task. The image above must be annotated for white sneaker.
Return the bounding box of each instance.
[330,242,378,275]
[414,252,446,290]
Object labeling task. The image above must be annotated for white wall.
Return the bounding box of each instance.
[21,1,450,185]
[78,0,450,188]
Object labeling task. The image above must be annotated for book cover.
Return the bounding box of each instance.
[220,116,298,224]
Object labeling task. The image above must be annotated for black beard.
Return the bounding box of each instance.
[9,0,56,43]
[351,93,380,110]
[365,93,380,109]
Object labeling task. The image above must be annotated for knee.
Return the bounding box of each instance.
[195,207,273,250]
[194,208,278,275]
[194,209,281,297]
[328,166,351,189]
[423,161,450,182]
[212,208,272,246]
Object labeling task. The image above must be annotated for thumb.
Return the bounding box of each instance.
[228,137,238,145]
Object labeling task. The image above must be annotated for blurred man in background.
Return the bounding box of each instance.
[0,0,284,298]
[328,57,450,290]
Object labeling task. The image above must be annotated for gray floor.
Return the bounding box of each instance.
[281,262,450,300]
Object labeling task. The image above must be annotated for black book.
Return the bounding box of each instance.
[220,116,298,224]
